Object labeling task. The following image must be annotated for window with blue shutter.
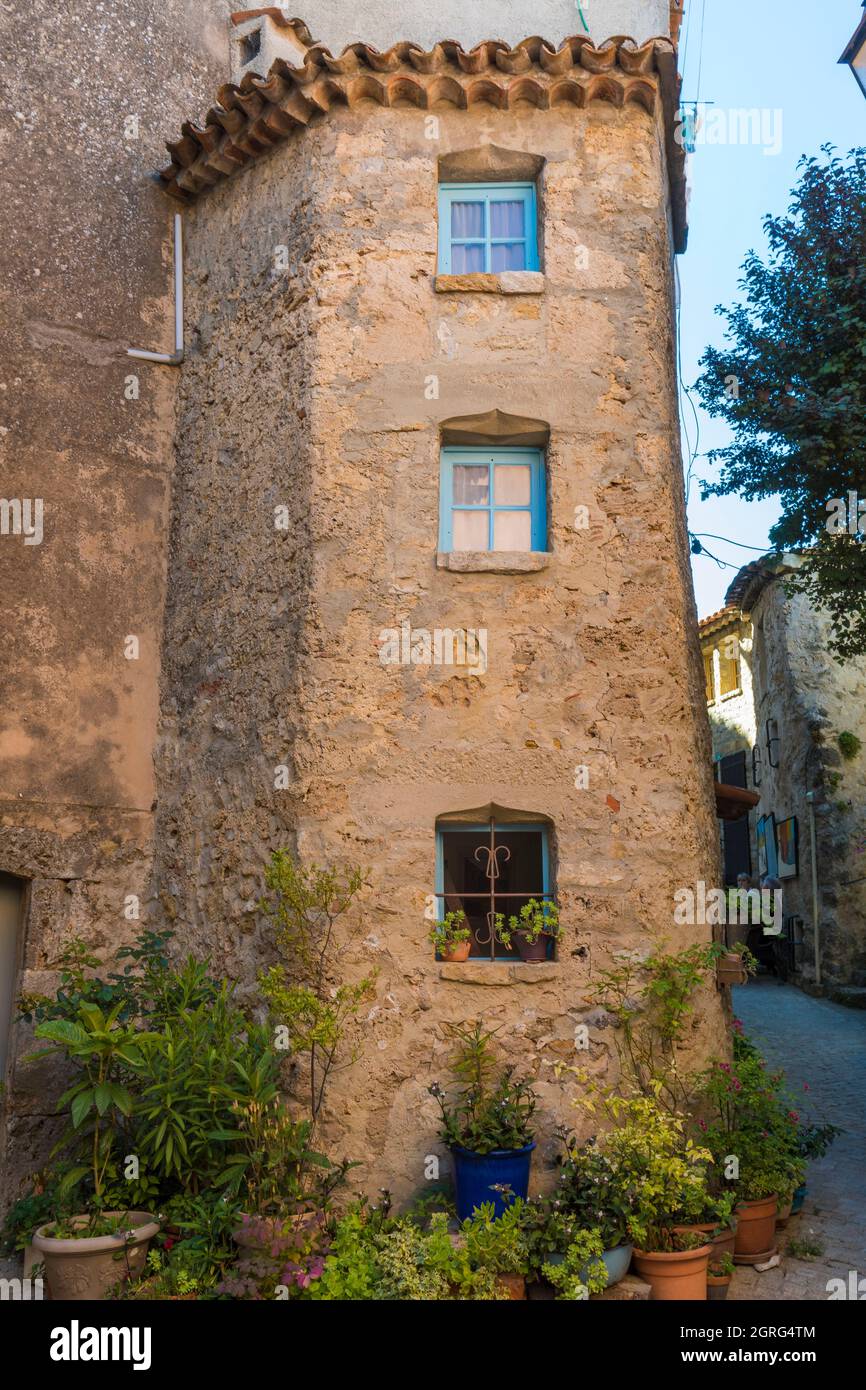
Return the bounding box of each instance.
[438,183,539,274]
[439,447,547,553]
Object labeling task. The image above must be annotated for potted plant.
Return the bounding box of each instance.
[461,1199,530,1299]
[790,1117,841,1213]
[495,899,562,963]
[28,1001,161,1300]
[429,1022,537,1221]
[542,1228,609,1301]
[699,1032,805,1265]
[554,1133,634,1287]
[595,1094,714,1300]
[715,941,757,988]
[428,909,472,963]
[673,1189,738,1263]
[707,1251,735,1301]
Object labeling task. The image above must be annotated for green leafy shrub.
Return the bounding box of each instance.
[428,1021,536,1154]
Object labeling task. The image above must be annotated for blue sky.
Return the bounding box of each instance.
[677,0,864,618]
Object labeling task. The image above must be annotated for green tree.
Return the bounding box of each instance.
[695,147,866,659]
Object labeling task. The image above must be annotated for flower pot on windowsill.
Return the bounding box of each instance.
[512,931,548,963]
[439,940,471,963]
[717,953,749,987]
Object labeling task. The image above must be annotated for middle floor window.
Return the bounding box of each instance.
[439,446,547,553]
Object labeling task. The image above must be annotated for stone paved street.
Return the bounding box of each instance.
[730,977,866,1301]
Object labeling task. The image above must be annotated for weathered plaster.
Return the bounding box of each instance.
[152,95,727,1197]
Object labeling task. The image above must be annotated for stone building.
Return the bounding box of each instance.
[701,555,866,1002]
[2,1,727,1203]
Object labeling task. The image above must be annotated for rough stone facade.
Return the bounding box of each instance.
[703,558,866,999]
[152,51,727,1195]
[2,3,728,1210]
[0,0,232,1206]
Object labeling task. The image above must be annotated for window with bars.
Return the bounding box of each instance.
[439,447,547,553]
[438,183,539,274]
[435,820,552,961]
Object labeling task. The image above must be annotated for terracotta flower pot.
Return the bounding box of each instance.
[674,1219,737,1263]
[440,939,471,962]
[776,1196,794,1229]
[734,1195,777,1264]
[717,954,749,987]
[707,1274,731,1301]
[632,1243,712,1300]
[496,1272,526,1300]
[33,1212,159,1301]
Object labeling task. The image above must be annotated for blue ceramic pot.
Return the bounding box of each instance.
[791,1183,807,1214]
[602,1243,634,1287]
[451,1142,535,1220]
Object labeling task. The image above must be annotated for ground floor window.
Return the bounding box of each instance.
[435,819,551,960]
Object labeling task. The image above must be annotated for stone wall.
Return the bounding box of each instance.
[0,0,232,1205]
[748,575,866,995]
[153,91,729,1198]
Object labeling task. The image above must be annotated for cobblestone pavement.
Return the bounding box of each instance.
[729,977,866,1301]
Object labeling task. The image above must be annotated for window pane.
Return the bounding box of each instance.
[453,509,489,550]
[451,201,485,238]
[494,464,531,506]
[491,242,526,272]
[453,465,490,505]
[451,242,486,273]
[719,653,740,696]
[439,825,546,959]
[493,510,531,551]
[490,200,525,238]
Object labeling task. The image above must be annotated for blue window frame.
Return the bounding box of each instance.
[438,183,539,274]
[434,821,552,961]
[439,446,546,553]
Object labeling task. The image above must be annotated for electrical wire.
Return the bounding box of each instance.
[576,2,590,35]
[695,0,708,105]
[692,533,777,553]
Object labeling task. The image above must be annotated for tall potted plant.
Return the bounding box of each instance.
[699,1033,804,1264]
[28,1001,161,1300]
[593,1094,714,1300]
[429,1022,537,1221]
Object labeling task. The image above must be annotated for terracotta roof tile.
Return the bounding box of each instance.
[160,29,686,249]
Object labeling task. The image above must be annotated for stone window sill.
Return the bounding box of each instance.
[439,961,558,985]
[437,551,550,574]
[434,272,545,295]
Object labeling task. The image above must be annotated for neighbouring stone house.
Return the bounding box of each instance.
[701,555,866,1002]
[1,1,726,1206]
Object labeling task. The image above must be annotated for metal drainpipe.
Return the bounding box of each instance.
[806,791,821,987]
[127,213,184,365]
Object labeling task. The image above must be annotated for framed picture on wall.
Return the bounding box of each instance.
[756,814,779,879]
[777,816,799,879]
[756,815,768,877]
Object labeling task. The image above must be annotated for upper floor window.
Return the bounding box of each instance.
[703,651,715,704]
[439,446,546,553]
[438,183,539,274]
[718,645,741,698]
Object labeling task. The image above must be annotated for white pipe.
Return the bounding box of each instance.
[127,213,184,365]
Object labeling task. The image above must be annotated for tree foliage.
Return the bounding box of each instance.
[695,147,866,659]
